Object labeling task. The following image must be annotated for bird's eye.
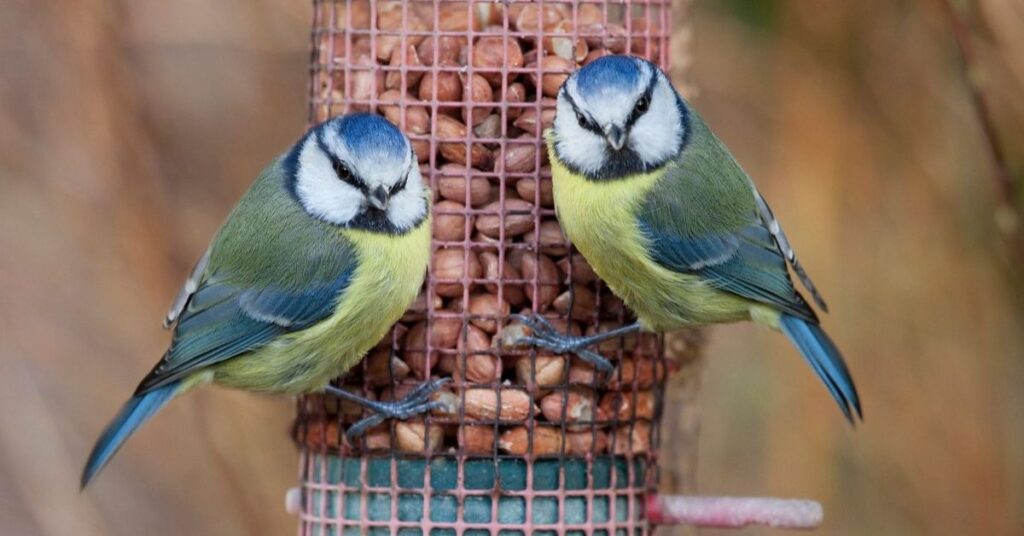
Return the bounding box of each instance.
[333,161,352,182]
[635,96,650,115]
[576,112,590,129]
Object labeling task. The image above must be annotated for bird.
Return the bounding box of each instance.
[515,55,861,423]
[81,113,443,488]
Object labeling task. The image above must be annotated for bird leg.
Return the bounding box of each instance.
[511,314,643,372]
[324,378,450,438]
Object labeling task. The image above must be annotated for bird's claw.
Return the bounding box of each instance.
[345,378,450,439]
[511,313,558,333]
[511,314,615,372]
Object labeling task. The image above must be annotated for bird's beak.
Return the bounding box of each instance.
[604,124,627,152]
[368,185,389,211]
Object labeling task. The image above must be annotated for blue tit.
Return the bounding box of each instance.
[516,55,861,422]
[82,113,441,488]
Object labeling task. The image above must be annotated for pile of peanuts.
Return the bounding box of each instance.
[302,1,669,458]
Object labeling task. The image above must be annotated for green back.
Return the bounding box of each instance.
[636,113,817,322]
[136,158,359,394]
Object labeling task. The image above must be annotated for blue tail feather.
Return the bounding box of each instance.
[80,381,180,489]
[779,314,862,423]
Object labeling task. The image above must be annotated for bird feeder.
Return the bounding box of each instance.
[291,1,819,534]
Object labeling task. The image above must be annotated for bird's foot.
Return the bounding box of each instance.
[325,378,450,438]
[510,314,616,372]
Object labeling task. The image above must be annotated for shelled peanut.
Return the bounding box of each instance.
[313,0,667,458]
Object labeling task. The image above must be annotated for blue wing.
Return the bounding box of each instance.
[134,158,363,395]
[633,112,821,322]
[639,218,817,322]
[632,114,858,420]
[135,268,353,395]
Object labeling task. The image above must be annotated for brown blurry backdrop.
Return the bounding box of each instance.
[1,1,1022,535]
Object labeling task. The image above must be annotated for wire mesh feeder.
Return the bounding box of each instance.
[292,2,711,535]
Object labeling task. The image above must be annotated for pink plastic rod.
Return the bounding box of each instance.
[647,494,823,530]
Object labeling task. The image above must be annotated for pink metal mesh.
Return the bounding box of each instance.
[295,2,677,535]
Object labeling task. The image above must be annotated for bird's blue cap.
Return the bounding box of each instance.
[328,112,409,158]
[572,55,647,99]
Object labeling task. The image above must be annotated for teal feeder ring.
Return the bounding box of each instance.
[300,455,652,536]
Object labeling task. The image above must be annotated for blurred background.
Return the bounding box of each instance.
[1,0,1022,534]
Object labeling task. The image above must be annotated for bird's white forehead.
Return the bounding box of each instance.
[321,127,411,186]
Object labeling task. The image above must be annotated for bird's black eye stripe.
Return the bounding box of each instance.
[577,111,595,130]
[330,156,365,191]
[626,72,659,128]
[391,172,408,194]
[316,135,367,191]
[564,92,602,135]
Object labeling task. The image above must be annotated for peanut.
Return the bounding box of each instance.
[418,60,462,102]
[539,388,604,430]
[463,388,534,421]
[377,90,430,136]
[435,115,493,169]
[552,284,598,321]
[432,248,481,297]
[499,426,564,456]
[612,358,666,389]
[544,21,589,63]
[612,421,652,454]
[515,354,567,388]
[395,420,445,453]
[432,200,471,242]
[538,220,569,256]
[504,141,538,174]
[504,82,528,121]
[472,36,524,86]
[416,35,465,66]
[436,164,491,206]
[528,55,572,98]
[512,108,556,137]
[567,429,610,455]
[385,44,424,90]
[514,176,554,207]
[461,73,494,126]
[467,292,510,333]
[556,254,599,284]
[303,420,341,450]
[513,4,565,33]
[364,348,411,386]
[475,198,535,238]
[479,251,526,306]
[519,253,560,308]
[460,425,497,454]
[600,390,655,421]
[404,317,461,377]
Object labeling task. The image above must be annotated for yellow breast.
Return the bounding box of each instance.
[213,216,431,393]
[546,134,749,331]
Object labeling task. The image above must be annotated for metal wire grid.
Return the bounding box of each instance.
[295,2,675,535]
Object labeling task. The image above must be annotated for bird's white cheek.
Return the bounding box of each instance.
[387,189,427,231]
[297,179,363,225]
[553,114,607,175]
[295,137,365,225]
[570,137,610,175]
[628,121,669,162]
[629,83,683,165]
